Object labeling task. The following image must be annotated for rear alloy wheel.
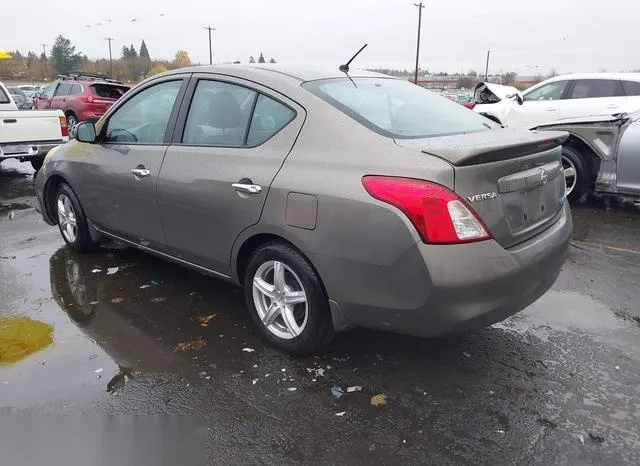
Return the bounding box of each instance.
[55,183,95,252]
[562,146,590,202]
[245,242,334,354]
[66,114,78,132]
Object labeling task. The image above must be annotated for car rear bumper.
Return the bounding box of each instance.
[329,202,572,337]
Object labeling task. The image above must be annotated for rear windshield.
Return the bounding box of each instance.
[90,84,130,99]
[302,77,495,139]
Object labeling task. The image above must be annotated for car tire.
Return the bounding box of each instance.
[244,241,334,355]
[562,146,590,202]
[54,183,96,253]
[30,158,43,171]
[66,113,78,136]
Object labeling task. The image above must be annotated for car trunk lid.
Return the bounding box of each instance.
[395,129,569,248]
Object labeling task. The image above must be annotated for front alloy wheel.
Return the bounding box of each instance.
[57,193,78,243]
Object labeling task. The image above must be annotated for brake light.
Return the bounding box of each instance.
[59,116,69,137]
[362,176,492,244]
[81,95,94,103]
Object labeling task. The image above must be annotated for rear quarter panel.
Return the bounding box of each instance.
[232,102,455,310]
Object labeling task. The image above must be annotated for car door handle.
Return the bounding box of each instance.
[545,107,558,111]
[232,183,262,194]
[131,168,151,178]
[607,104,619,109]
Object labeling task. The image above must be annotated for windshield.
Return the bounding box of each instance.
[303,77,495,138]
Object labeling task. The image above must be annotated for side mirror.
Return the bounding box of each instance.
[515,93,524,105]
[75,121,97,143]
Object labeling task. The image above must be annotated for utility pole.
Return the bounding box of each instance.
[105,37,114,76]
[41,44,48,79]
[485,50,490,80]
[204,26,215,65]
[413,2,425,85]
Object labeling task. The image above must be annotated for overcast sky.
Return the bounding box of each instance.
[6,0,638,75]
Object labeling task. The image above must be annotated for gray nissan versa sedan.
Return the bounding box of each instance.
[34,65,573,354]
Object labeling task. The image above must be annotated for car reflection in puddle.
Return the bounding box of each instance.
[48,246,263,383]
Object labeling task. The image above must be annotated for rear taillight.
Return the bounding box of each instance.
[81,94,94,103]
[362,176,492,244]
[59,116,69,137]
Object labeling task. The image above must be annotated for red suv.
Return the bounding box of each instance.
[33,72,130,129]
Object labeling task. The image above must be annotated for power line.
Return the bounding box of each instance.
[204,26,216,65]
[105,37,114,76]
[413,2,425,85]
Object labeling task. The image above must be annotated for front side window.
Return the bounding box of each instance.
[183,80,257,146]
[42,84,57,98]
[568,79,624,99]
[0,87,9,104]
[523,81,568,101]
[303,78,494,139]
[105,80,182,144]
[55,83,72,97]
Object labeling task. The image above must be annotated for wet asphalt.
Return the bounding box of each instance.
[1,159,639,465]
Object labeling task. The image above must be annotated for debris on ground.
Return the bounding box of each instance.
[371,393,388,407]
[174,338,207,351]
[106,267,119,275]
[287,387,297,392]
[335,412,346,417]
[578,434,585,444]
[315,368,325,377]
[252,379,258,385]
[615,365,620,371]
[89,301,99,305]
[496,430,505,434]
[0,255,16,260]
[89,354,98,360]
[281,368,286,372]
[110,298,124,304]
[139,284,151,289]
[242,347,255,353]
[347,386,362,393]
[197,315,215,327]
[463,352,471,358]
[94,368,103,374]
[91,268,102,273]
[331,386,344,398]
[589,432,605,443]
[150,280,160,286]
[150,297,167,303]
[537,418,558,429]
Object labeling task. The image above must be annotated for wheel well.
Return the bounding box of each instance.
[564,135,601,181]
[235,233,328,297]
[43,174,68,224]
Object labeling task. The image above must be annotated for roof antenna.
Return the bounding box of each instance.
[339,43,368,73]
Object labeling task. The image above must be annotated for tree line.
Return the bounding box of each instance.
[0,35,278,84]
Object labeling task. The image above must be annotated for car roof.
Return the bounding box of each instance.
[547,72,640,82]
[165,64,394,83]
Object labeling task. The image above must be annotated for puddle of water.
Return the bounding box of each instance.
[0,316,54,364]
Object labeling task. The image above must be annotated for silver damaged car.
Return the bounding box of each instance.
[34,66,573,353]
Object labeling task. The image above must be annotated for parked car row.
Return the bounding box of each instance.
[473,73,640,200]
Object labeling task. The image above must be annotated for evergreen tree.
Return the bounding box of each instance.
[50,35,83,74]
[257,52,265,63]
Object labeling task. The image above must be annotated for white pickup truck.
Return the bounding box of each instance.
[1,80,69,170]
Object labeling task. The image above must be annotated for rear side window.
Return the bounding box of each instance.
[568,79,624,99]
[55,83,73,96]
[91,84,129,99]
[246,95,296,146]
[182,80,257,146]
[0,87,10,104]
[70,84,82,95]
[622,80,640,96]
